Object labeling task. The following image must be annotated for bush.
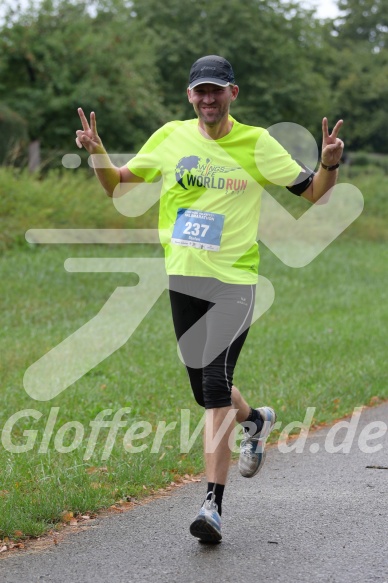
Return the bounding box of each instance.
[0,166,159,251]
[348,152,388,174]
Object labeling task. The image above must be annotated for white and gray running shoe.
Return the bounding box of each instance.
[239,406,276,478]
[189,492,222,543]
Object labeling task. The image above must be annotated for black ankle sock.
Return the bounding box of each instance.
[206,482,225,516]
[243,407,264,436]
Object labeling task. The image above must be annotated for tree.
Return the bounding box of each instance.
[336,0,388,50]
[0,103,28,165]
[323,0,388,151]
[0,0,168,156]
[332,46,388,151]
[4,0,384,158]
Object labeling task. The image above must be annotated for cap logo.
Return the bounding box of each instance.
[201,66,216,71]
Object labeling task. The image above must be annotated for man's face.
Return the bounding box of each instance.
[187,83,239,126]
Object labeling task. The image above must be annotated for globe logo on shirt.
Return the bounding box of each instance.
[175,156,201,190]
[175,155,244,193]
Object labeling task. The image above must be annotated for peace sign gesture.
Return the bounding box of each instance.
[75,108,103,154]
[321,117,344,167]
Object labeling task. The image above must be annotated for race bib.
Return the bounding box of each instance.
[171,208,225,252]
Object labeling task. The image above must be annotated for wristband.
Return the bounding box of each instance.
[321,161,340,171]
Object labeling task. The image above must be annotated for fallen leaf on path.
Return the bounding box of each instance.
[369,396,381,406]
[108,505,123,513]
[61,511,74,523]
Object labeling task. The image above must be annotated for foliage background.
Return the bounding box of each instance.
[1,0,388,161]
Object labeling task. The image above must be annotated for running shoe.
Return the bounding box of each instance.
[238,406,276,478]
[189,492,222,543]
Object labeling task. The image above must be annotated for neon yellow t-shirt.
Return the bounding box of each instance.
[127,117,301,284]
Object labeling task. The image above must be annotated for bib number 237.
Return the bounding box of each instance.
[171,208,225,252]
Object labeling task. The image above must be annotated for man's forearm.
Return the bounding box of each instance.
[90,147,121,197]
[303,164,339,203]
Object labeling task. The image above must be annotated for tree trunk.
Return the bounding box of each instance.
[28,140,41,172]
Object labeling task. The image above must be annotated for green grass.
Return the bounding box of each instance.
[0,162,387,539]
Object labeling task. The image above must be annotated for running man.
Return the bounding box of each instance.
[76,55,344,543]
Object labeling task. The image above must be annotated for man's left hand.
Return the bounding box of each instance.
[321,117,344,167]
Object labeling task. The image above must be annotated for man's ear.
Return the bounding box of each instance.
[187,88,193,103]
[231,85,239,101]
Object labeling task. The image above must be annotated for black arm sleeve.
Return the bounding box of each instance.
[286,159,315,196]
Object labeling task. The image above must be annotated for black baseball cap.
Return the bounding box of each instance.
[188,55,235,90]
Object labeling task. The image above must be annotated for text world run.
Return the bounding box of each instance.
[186,175,248,192]
[2,407,387,461]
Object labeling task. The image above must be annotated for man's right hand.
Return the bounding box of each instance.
[76,108,103,154]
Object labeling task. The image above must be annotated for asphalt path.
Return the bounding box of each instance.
[1,403,388,583]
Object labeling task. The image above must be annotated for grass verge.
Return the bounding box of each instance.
[0,235,387,539]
